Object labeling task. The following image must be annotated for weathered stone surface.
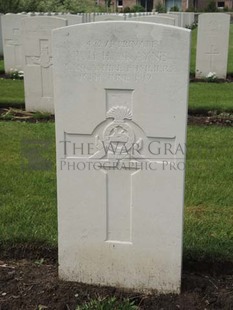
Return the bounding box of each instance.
[22,16,67,113]
[94,14,125,21]
[128,15,175,25]
[53,21,190,293]
[196,13,230,79]
[2,14,27,72]
[0,14,3,57]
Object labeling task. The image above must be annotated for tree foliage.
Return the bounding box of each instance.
[64,0,97,13]
[155,1,166,13]
[0,0,21,13]
[0,0,98,13]
[205,0,218,12]
[131,5,145,12]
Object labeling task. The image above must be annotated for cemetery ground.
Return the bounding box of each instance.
[1,116,233,309]
[0,29,233,308]
[0,93,233,309]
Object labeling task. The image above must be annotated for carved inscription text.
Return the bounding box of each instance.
[66,39,175,82]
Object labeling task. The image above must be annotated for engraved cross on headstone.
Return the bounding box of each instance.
[90,90,141,244]
[62,89,176,245]
[205,44,219,70]
[5,28,21,68]
[26,39,53,97]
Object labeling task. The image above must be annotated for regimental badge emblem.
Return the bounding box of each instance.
[91,106,143,162]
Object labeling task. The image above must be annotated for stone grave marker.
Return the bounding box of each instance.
[53,21,190,293]
[128,15,176,25]
[22,16,67,113]
[169,12,195,28]
[0,14,3,57]
[169,12,182,27]
[1,13,27,72]
[182,12,195,28]
[94,14,126,21]
[60,14,83,25]
[196,13,230,79]
[83,13,94,23]
[159,13,179,26]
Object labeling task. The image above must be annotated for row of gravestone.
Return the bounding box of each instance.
[1,15,227,294]
[0,12,195,114]
[0,12,196,59]
[1,12,230,114]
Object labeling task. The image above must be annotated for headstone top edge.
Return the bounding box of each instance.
[22,16,68,21]
[200,12,231,17]
[52,20,191,34]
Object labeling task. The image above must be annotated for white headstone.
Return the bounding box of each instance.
[0,14,3,57]
[1,14,27,72]
[182,12,195,28]
[159,13,179,26]
[83,13,93,23]
[128,15,176,25]
[169,13,195,28]
[169,12,182,27]
[61,14,83,25]
[94,14,126,21]
[53,21,190,293]
[22,17,67,113]
[196,13,230,79]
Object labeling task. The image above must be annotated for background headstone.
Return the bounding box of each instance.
[196,13,230,79]
[60,14,83,25]
[22,16,67,113]
[169,12,182,27]
[82,13,93,23]
[1,14,27,72]
[0,14,3,57]
[182,12,195,28]
[170,12,195,28]
[53,21,190,293]
[94,14,126,21]
[128,15,176,26]
[159,13,179,26]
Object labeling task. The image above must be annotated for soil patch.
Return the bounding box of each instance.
[0,108,54,123]
[0,255,232,310]
[0,108,233,127]
[188,114,233,126]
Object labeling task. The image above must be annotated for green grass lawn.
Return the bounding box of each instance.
[0,79,25,107]
[227,23,233,74]
[185,126,233,262]
[0,77,232,113]
[0,122,57,246]
[0,59,4,73]
[0,122,232,263]
[190,27,197,75]
[189,82,233,113]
